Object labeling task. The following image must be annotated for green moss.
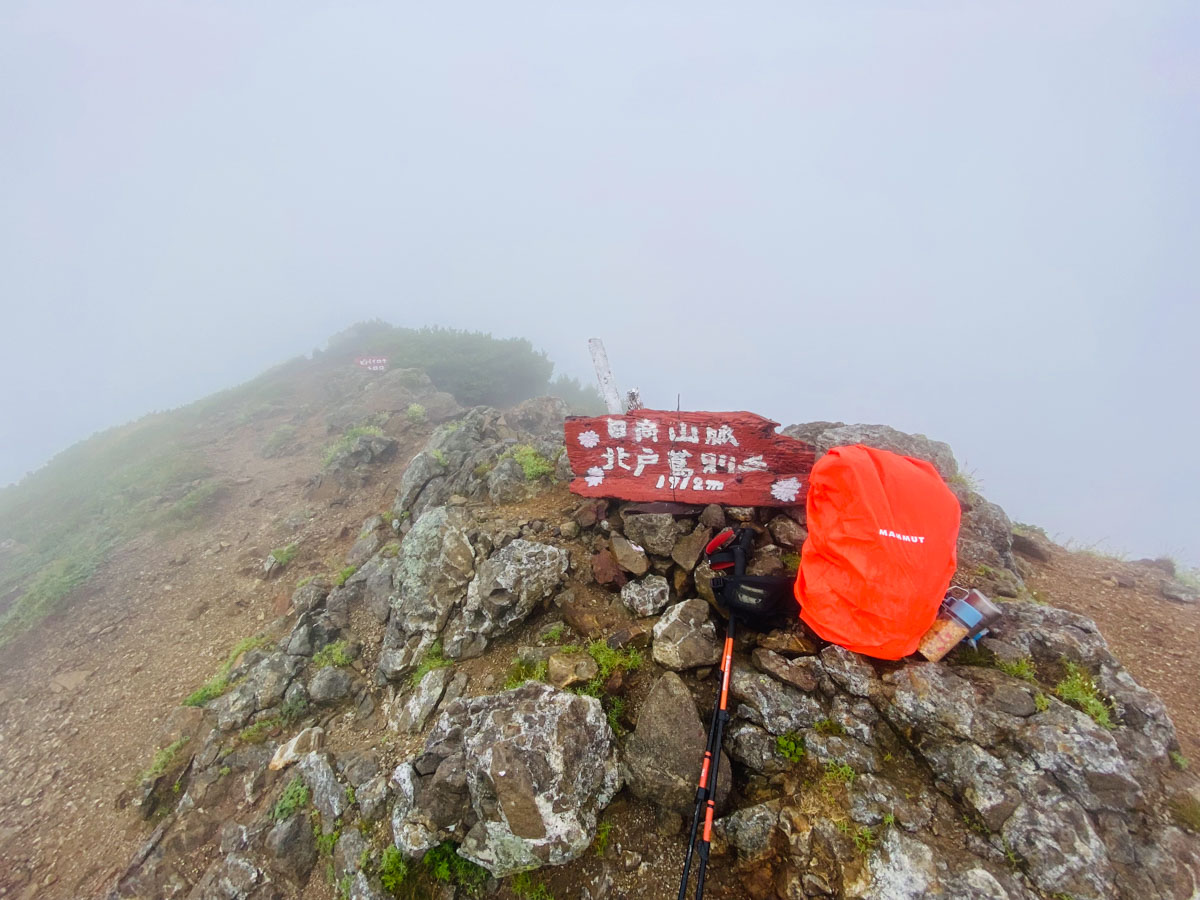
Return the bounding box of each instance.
[410,640,454,686]
[322,425,385,468]
[813,718,846,736]
[140,737,189,782]
[775,732,805,763]
[503,444,555,481]
[996,656,1038,682]
[431,449,449,467]
[511,872,555,900]
[182,635,272,707]
[379,845,410,892]
[823,760,856,786]
[1055,661,1115,729]
[1170,795,1200,832]
[272,776,310,821]
[593,821,613,857]
[334,565,357,587]
[543,624,565,644]
[312,639,353,669]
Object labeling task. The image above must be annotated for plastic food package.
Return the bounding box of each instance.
[918,588,1002,662]
[917,615,970,661]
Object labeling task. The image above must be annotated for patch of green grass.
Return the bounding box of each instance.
[881,812,895,828]
[380,541,401,558]
[313,639,353,669]
[1170,795,1200,832]
[853,825,876,854]
[322,425,385,468]
[182,635,272,707]
[296,575,314,588]
[272,776,310,821]
[823,760,856,786]
[423,842,488,894]
[543,624,565,644]
[430,449,449,467]
[1055,661,1115,729]
[379,845,410,893]
[776,732,805,763]
[586,640,642,679]
[344,784,356,806]
[405,403,427,424]
[237,717,282,745]
[334,565,357,587]
[504,444,555,481]
[1170,751,1190,770]
[951,644,994,668]
[813,718,846,736]
[411,640,454,686]
[948,468,982,493]
[139,737,189,783]
[271,543,299,567]
[605,697,627,736]
[504,657,548,690]
[218,765,231,777]
[593,821,613,857]
[1013,522,1048,539]
[996,656,1038,682]
[315,821,341,856]
[473,461,494,479]
[280,693,310,725]
[1034,692,1050,713]
[511,872,554,900]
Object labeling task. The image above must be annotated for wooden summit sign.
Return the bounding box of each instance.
[565,410,816,506]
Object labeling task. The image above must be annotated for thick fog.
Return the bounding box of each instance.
[2,2,1196,563]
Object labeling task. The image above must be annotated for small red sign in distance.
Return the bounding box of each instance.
[355,356,388,372]
[565,410,815,506]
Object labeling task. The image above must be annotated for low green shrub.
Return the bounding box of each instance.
[312,639,353,669]
[140,737,189,783]
[411,640,453,686]
[1055,661,1115,729]
[272,776,310,821]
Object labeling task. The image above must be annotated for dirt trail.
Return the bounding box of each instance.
[0,409,426,900]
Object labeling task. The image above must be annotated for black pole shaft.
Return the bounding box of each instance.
[694,613,735,900]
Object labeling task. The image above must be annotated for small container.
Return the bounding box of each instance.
[918,587,1002,662]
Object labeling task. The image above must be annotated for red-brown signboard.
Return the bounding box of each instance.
[565,410,815,506]
[356,356,389,372]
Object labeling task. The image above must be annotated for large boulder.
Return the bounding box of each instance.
[623,672,731,815]
[391,682,620,876]
[441,540,570,659]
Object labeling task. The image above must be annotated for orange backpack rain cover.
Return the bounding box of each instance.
[795,444,961,660]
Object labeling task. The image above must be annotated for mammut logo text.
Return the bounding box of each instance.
[879,528,925,544]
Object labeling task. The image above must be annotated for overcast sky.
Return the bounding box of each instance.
[2,2,1197,563]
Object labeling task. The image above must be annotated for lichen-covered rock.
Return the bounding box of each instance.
[297,752,345,831]
[308,667,353,704]
[620,575,670,617]
[390,667,452,734]
[729,668,826,735]
[622,513,677,557]
[652,599,720,670]
[263,813,315,886]
[441,539,569,659]
[623,672,731,815]
[390,682,619,876]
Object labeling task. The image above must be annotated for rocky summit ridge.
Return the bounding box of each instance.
[15,388,1200,900]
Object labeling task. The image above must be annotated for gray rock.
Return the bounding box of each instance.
[291,579,330,615]
[309,667,353,704]
[396,682,620,876]
[336,749,380,788]
[752,647,820,692]
[391,667,452,733]
[546,650,599,689]
[729,668,826,735]
[652,599,720,670]
[699,504,726,528]
[623,672,731,815]
[724,721,790,775]
[346,530,383,569]
[361,555,399,624]
[184,853,263,900]
[620,575,671,617]
[671,525,713,571]
[441,539,569,659]
[388,506,477,638]
[1162,579,1199,604]
[767,515,807,549]
[263,813,315,885]
[333,827,368,881]
[297,752,345,830]
[718,801,780,860]
[610,534,650,576]
[802,422,958,480]
[356,774,389,822]
[487,456,531,504]
[623,513,677,557]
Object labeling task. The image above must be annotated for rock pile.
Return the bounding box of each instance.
[106,404,1200,900]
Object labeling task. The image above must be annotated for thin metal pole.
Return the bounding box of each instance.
[587,338,624,414]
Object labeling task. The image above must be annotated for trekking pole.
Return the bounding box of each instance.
[677,528,750,900]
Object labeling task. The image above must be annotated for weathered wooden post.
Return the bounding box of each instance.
[588,338,625,415]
